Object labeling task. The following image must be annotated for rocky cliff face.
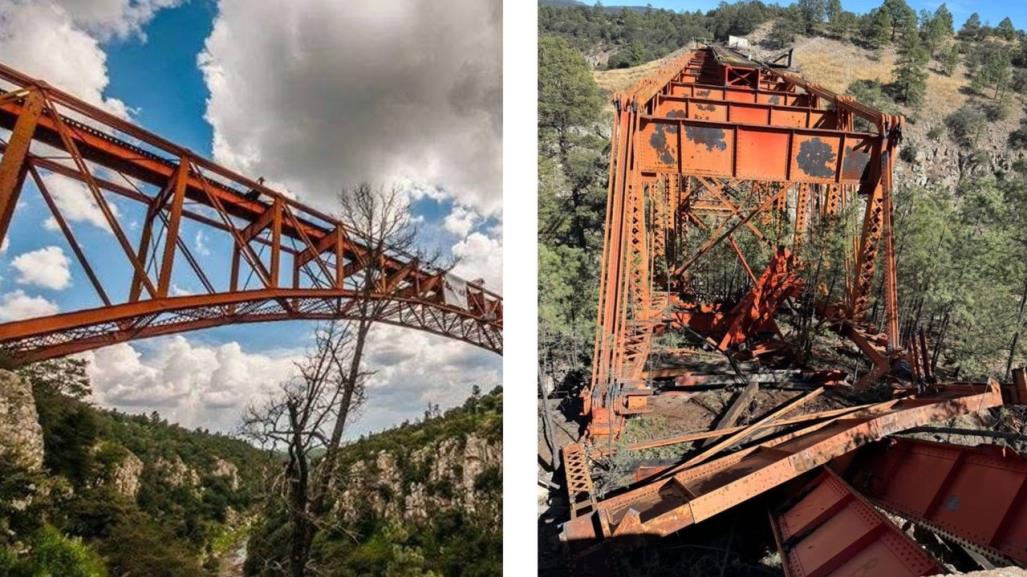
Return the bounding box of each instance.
[898,116,1025,192]
[104,448,144,499]
[333,432,501,524]
[0,370,44,472]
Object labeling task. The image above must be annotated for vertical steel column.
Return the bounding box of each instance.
[0,89,44,240]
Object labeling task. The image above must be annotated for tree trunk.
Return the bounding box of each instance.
[288,406,312,577]
[1005,275,1027,380]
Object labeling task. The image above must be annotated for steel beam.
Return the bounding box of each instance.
[851,437,1027,566]
[561,382,1003,545]
[636,116,878,184]
[770,468,943,577]
[0,89,42,241]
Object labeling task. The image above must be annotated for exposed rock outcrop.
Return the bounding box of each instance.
[0,370,44,472]
[107,450,144,499]
[334,433,501,524]
[213,458,241,491]
[155,454,200,488]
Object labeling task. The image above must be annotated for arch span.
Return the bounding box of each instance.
[0,62,501,363]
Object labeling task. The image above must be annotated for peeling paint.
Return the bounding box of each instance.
[667,108,687,119]
[695,103,716,112]
[684,125,727,153]
[649,123,678,165]
[796,138,836,178]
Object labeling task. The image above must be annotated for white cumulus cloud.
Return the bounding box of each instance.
[0,1,136,117]
[352,324,501,437]
[0,290,59,321]
[193,230,211,256]
[60,0,182,41]
[85,336,299,432]
[198,0,502,216]
[443,204,478,238]
[12,246,71,290]
[40,167,119,234]
[80,324,500,437]
[452,231,502,290]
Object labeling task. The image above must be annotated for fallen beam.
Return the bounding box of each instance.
[770,468,943,577]
[562,443,597,520]
[850,436,1027,566]
[684,387,823,468]
[560,381,1003,545]
[699,376,759,448]
[614,401,875,453]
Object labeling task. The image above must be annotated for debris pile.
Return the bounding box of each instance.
[541,45,1027,576]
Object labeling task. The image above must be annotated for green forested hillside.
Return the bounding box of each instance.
[539,1,783,67]
[0,359,266,577]
[1,360,500,577]
[244,387,502,577]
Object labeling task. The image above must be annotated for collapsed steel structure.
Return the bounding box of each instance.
[0,61,502,362]
[556,45,1027,574]
[587,45,904,440]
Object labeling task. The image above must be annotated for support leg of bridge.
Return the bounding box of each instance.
[0,88,43,240]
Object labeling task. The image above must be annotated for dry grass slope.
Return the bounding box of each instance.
[591,32,977,125]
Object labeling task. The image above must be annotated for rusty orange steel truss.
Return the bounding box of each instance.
[0,62,502,362]
[587,45,903,439]
[561,381,1004,547]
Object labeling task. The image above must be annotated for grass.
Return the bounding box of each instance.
[791,34,972,123]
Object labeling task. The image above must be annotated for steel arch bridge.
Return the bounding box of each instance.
[0,62,502,364]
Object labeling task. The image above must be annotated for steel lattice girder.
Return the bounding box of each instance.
[585,44,902,439]
[769,468,943,577]
[560,381,1003,545]
[0,61,502,360]
[850,436,1027,566]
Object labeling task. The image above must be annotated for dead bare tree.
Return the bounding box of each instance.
[314,183,440,470]
[242,320,368,577]
[242,183,438,576]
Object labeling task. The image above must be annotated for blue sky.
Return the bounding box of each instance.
[104,0,217,156]
[0,0,502,437]
[603,0,1027,31]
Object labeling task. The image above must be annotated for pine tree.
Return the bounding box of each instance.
[866,8,892,50]
[997,17,1016,41]
[893,29,929,110]
[971,42,1012,100]
[941,42,960,76]
[797,0,826,34]
[826,0,853,39]
[959,12,982,41]
[825,0,842,27]
[923,3,954,54]
[881,0,916,42]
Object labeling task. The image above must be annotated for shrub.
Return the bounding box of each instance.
[764,18,799,50]
[899,141,918,164]
[945,106,987,146]
[984,102,1010,121]
[1008,120,1027,149]
[28,526,107,577]
[607,41,650,69]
